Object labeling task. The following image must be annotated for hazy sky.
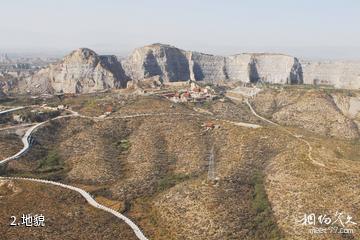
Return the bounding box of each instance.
[1,0,360,59]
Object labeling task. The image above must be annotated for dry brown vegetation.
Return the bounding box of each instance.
[1,89,359,239]
[0,132,22,161]
[251,88,360,139]
[0,180,137,240]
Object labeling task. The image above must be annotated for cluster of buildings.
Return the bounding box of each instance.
[0,54,59,81]
[161,81,218,103]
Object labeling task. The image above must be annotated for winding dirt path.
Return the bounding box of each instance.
[0,108,149,240]
[0,106,26,115]
[0,104,262,239]
[0,176,148,240]
[228,94,325,166]
[244,98,326,167]
[0,123,35,132]
[0,114,78,165]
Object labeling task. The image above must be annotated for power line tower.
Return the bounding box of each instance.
[207,146,216,181]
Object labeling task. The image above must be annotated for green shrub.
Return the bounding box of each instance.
[157,173,190,192]
[85,99,97,108]
[37,150,62,171]
[114,139,131,151]
[250,171,283,239]
[251,172,269,213]
[119,139,130,151]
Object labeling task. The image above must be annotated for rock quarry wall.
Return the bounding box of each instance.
[224,54,253,82]
[188,52,227,82]
[302,61,360,89]
[19,44,360,94]
[122,44,303,85]
[252,54,303,84]
[122,44,190,82]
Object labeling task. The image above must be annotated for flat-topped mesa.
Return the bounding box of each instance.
[225,54,253,82]
[247,53,303,84]
[187,52,227,82]
[122,43,190,83]
[122,44,228,83]
[122,43,303,85]
[302,60,360,89]
[16,43,360,94]
[225,53,303,84]
[20,48,128,94]
[189,52,303,84]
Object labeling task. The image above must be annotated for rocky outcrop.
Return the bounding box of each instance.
[224,53,303,84]
[252,89,360,139]
[20,48,128,94]
[225,54,253,82]
[331,93,360,130]
[250,54,303,84]
[122,44,303,85]
[332,93,360,118]
[122,44,190,82]
[17,44,360,94]
[188,52,227,82]
[302,60,360,89]
[99,55,128,88]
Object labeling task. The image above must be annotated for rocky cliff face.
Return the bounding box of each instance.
[122,44,303,85]
[188,52,227,82]
[122,44,190,82]
[250,54,303,84]
[17,44,360,94]
[21,48,128,94]
[225,54,253,82]
[331,92,360,130]
[302,60,360,89]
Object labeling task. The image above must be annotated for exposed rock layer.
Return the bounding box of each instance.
[17,44,360,94]
[302,60,360,89]
[122,44,303,85]
[21,48,128,94]
[122,44,190,83]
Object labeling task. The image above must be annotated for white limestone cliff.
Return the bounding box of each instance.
[122,44,190,83]
[188,52,227,82]
[251,54,303,84]
[302,60,360,89]
[20,48,128,94]
[122,44,303,85]
[225,54,253,82]
[16,44,360,94]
